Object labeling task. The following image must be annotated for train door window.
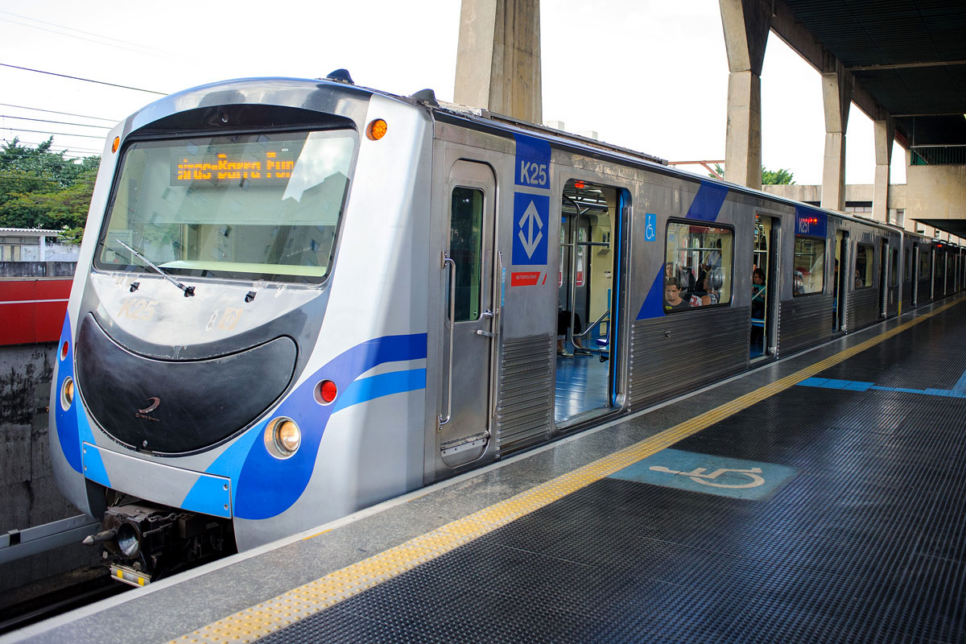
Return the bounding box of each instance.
[665,221,734,311]
[904,248,911,282]
[919,247,930,280]
[855,244,874,288]
[556,179,620,426]
[833,230,845,330]
[793,235,825,296]
[879,240,889,316]
[450,187,484,321]
[890,247,898,286]
[751,215,772,359]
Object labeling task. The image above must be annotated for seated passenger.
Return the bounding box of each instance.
[793,270,806,295]
[664,277,692,311]
[855,270,863,289]
[693,270,720,306]
[557,306,585,357]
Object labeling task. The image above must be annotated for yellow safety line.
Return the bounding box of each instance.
[174,296,963,644]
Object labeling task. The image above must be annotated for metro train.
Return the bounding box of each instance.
[50,71,964,583]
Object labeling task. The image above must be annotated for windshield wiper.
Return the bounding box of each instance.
[116,240,196,297]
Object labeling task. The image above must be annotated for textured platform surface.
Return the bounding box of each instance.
[260,302,966,643]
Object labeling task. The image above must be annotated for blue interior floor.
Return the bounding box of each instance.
[554,353,610,422]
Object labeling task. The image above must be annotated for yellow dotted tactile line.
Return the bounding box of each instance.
[175,296,963,644]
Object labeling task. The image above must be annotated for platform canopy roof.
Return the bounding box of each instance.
[778,0,966,148]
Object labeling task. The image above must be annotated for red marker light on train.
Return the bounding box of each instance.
[318,380,338,404]
[61,341,69,360]
[574,181,586,189]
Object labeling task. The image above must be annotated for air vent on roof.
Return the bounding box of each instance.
[325,69,354,84]
[410,89,439,106]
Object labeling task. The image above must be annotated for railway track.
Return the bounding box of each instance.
[0,566,130,635]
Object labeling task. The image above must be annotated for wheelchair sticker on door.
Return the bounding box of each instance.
[610,449,799,500]
[644,213,657,242]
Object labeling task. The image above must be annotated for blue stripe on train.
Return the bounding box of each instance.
[193,333,428,521]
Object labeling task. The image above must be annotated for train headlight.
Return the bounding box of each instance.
[265,418,301,458]
[116,522,140,558]
[61,377,74,410]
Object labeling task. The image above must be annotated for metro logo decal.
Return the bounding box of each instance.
[512,193,550,265]
[518,200,544,257]
[510,272,541,287]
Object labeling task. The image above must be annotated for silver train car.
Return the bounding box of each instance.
[50,72,963,581]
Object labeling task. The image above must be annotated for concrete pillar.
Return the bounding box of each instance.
[719,0,770,190]
[872,111,895,224]
[820,59,853,211]
[454,0,542,123]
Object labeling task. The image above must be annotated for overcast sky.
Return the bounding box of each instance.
[0,0,905,186]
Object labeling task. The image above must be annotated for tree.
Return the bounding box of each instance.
[761,167,795,185]
[708,164,796,186]
[0,137,99,242]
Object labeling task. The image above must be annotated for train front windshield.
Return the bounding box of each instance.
[96,130,357,283]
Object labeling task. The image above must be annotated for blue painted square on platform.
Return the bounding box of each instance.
[512,192,549,265]
[611,449,799,501]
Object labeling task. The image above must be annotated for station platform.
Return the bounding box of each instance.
[8,297,966,644]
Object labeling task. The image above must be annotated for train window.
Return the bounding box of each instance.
[95,130,357,283]
[919,249,931,279]
[450,187,484,322]
[855,244,874,288]
[793,236,825,296]
[664,221,734,311]
[890,248,898,286]
[904,249,911,282]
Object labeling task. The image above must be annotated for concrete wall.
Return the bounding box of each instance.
[0,343,99,592]
[907,165,966,221]
[762,183,907,210]
[0,261,77,278]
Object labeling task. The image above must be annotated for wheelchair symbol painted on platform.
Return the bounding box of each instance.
[610,449,798,500]
[648,465,765,489]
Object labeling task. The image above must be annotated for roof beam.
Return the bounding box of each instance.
[847,60,966,73]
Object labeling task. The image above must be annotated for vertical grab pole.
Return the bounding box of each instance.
[569,223,579,351]
[439,252,456,427]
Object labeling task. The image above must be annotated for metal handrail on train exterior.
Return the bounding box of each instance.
[439,254,456,427]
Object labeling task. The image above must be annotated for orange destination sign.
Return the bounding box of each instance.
[173,150,296,185]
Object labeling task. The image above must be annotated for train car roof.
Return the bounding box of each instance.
[134,74,945,241]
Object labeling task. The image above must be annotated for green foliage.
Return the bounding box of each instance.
[761,167,795,185]
[708,164,796,186]
[0,137,99,242]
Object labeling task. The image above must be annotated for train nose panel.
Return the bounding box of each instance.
[75,315,297,453]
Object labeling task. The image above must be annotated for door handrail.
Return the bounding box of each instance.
[439,253,456,427]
